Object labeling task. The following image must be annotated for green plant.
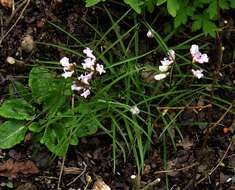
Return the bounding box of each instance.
[85,0,235,37]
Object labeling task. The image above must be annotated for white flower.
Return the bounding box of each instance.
[191,69,204,79]
[80,89,90,98]
[96,64,106,75]
[62,71,74,78]
[78,72,93,84]
[190,44,199,56]
[159,65,170,72]
[60,57,70,67]
[190,44,209,64]
[71,83,83,92]
[167,49,175,61]
[160,58,173,66]
[154,73,168,80]
[130,106,140,115]
[83,47,96,59]
[147,30,154,38]
[82,57,95,70]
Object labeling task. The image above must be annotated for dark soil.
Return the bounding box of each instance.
[0,0,235,190]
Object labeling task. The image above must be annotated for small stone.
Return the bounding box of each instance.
[6,57,16,65]
[21,35,34,53]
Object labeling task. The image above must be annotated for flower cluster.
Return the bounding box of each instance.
[60,47,106,98]
[154,49,175,81]
[190,44,209,79]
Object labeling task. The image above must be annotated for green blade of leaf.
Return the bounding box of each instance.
[0,99,35,120]
[167,0,180,17]
[0,120,27,149]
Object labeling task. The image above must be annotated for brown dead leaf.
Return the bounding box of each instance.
[16,183,37,190]
[0,0,13,9]
[0,159,39,178]
[92,177,111,190]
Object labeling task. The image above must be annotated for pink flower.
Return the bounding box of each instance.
[190,44,209,64]
[71,83,83,92]
[160,57,173,66]
[82,57,95,70]
[80,89,90,98]
[96,64,106,75]
[62,71,74,78]
[83,47,96,60]
[78,72,94,85]
[60,57,76,78]
[191,69,204,79]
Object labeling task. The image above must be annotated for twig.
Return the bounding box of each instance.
[154,162,198,175]
[196,140,232,186]
[208,103,234,132]
[56,156,66,190]
[57,95,75,190]
[155,104,212,110]
[66,161,87,186]
[0,0,30,45]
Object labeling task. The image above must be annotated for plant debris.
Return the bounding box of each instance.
[0,159,39,178]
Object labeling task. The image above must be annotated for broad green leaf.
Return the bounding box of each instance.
[192,17,203,31]
[156,0,167,6]
[29,67,69,114]
[0,120,27,149]
[28,122,45,132]
[146,0,155,13]
[29,67,55,104]
[41,125,69,156]
[123,0,143,14]
[85,0,105,7]
[77,118,98,138]
[203,19,217,37]
[167,0,180,17]
[207,0,217,19]
[174,11,187,27]
[219,0,229,9]
[0,99,35,120]
[229,0,235,8]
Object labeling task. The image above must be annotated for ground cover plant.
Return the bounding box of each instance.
[0,0,235,189]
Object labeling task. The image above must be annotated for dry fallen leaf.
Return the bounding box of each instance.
[0,159,39,178]
[0,0,13,9]
[92,177,111,190]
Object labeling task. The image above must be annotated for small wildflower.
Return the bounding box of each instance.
[83,47,96,59]
[130,106,140,115]
[191,69,204,79]
[190,44,209,64]
[159,65,170,72]
[60,57,70,66]
[96,64,106,75]
[60,57,76,78]
[62,71,74,78]
[82,57,95,70]
[167,49,175,61]
[71,83,83,92]
[156,49,175,78]
[80,89,91,98]
[160,57,173,66]
[130,175,136,179]
[78,72,94,85]
[154,73,168,81]
[147,30,154,38]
